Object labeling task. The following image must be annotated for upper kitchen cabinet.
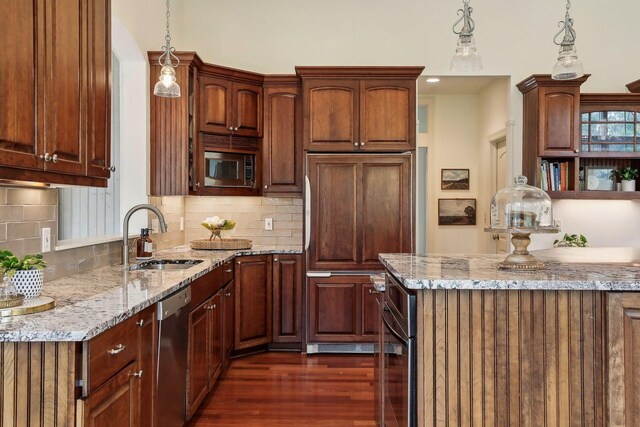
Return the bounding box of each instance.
[149,51,203,196]
[306,154,412,271]
[262,77,303,194]
[199,68,263,138]
[0,0,111,186]
[296,67,423,152]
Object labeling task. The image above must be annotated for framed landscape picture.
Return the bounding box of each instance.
[438,198,476,225]
[441,169,470,190]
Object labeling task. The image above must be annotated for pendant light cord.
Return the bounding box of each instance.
[165,0,171,43]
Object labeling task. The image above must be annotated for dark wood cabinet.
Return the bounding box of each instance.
[307,154,412,271]
[234,255,273,350]
[79,361,141,427]
[607,292,640,426]
[297,67,423,152]
[272,254,303,344]
[222,281,235,367]
[199,75,263,138]
[137,305,157,427]
[262,77,303,194]
[361,283,380,338]
[0,0,111,187]
[307,275,376,343]
[149,52,202,196]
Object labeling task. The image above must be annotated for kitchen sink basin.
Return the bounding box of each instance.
[127,259,203,271]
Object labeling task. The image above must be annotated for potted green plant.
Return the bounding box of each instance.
[618,166,639,192]
[0,250,47,299]
[553,233,588,247]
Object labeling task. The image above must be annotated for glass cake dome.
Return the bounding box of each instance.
[489,175,554,230]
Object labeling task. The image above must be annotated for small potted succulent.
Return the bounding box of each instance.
[611,167,638,191]
[0,250,47,299]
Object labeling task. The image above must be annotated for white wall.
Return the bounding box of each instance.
[113,0,640,249]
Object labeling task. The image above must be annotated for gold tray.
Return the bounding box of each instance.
[0,294,25,309]
[0,296,55,317]
[190,238,252,250]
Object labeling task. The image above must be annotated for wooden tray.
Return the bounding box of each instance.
[190,238,252,250]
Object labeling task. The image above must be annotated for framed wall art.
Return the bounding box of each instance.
[438,198,476,225]
[441,169,470,190]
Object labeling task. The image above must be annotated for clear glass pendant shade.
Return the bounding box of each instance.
[153,64,180,98]
[551,47,584,80]
[450,36,483,72]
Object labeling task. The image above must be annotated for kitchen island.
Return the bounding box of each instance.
[379,248,640,427]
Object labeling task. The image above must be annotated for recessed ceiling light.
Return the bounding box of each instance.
[426,78,440,83]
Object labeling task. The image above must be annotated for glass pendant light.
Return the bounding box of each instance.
[153,0,181,98]
[450,0,482,72]
[551,0,584,80]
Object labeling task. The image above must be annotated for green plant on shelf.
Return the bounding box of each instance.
[610,167,639,182]
[553,233,588,248]
[0,250,47,278]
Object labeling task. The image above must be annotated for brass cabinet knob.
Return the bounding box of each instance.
[273,258,279,262]
[136,319,144,327]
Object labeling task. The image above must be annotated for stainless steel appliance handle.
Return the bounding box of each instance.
[304,175,311,251]
[306,271,331,278]
[382,310,409,344]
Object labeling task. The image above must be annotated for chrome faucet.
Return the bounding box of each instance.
[122,204,168,265]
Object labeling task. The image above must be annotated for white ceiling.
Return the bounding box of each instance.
[417,76,509,95]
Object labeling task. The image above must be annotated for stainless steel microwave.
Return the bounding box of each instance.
[204,151,255,188]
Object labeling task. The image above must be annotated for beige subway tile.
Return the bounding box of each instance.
[251,236,278,246]
[292,229,304,237]
[0,188,6,204]
[276,205,303,214]
[0,224,6,241]
[274,221,303,231]
[262,213,292,221]
[276,236,303,246]
[262,197,292,206]
[41,189,57,205]
[22,237,42,254]
[39,221,57,234]
[292,214,303,222]
[0,240,25,256]
[7,222,39,240]
[148,196,162,205]
[158,204,184,215]
[291,197,303,205]
[23,205,56,221]
[264,229,292,237]
[0,206,24,222]
[6,188,42,205]
[243,220,264,230]
[160,196,185,207]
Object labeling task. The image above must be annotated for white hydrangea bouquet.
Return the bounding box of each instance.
[201,216,236,241]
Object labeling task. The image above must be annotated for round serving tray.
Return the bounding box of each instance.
[0,294,25,309]
[190,238,252,250]
[0,296,55,317]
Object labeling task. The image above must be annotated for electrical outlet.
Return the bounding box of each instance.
[264,218,273,231]
[180,216,184,231]
[42,228,51,253]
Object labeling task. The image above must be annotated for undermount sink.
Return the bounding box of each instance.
[126,259,203,271]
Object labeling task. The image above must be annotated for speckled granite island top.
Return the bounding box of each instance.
[0,245,301,342]
[379,247,640,291]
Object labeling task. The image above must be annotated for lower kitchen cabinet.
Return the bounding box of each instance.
[234,255,273,350]
[272,254,303,344]
[307,275,377,343]
[222,280,235,367]
[79,361,141,427]
[137,304,157,427]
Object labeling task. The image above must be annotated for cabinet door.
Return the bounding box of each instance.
[42,0,85,175]
[360,80,415,151]
[538,86,581,156]
[187,299,210,418]
[272,254,303,343]
[607,292,640,426]
[209,291,223,386]
[361,283,380,338]
[222,281,235,367]
[200,75,232,135]
[307,156,359,270]
[0,0,42,170]
[232,82,262,137]
[79,361,141,427]
[85,0,111,178]
[137,305,157,427]
[303,79,359,151]
[263,84,303,193]
[234,255,273,350]
[359,156,412,269]
[308,276,361,342]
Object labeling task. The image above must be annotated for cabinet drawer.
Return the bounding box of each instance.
[85,315,138,393]
[191,266,224,308]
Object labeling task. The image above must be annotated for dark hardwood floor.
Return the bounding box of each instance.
[187,352,376,426]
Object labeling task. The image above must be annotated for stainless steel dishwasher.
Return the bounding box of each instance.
[157,286,191,427]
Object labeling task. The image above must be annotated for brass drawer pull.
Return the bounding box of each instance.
[225,269,233,273]
[225,292,231,297]
[136,319,144,327]
[107,344,126,355]
[130,370,143,378]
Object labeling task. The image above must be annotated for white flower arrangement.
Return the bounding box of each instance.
[201,216,236,241]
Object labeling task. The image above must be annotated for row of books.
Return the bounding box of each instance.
[541,160,570,192]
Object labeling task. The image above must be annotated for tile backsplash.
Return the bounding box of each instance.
[0,187,303,282]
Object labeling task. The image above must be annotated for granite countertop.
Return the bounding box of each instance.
[379,247,640,291]
[0,245,302,342]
